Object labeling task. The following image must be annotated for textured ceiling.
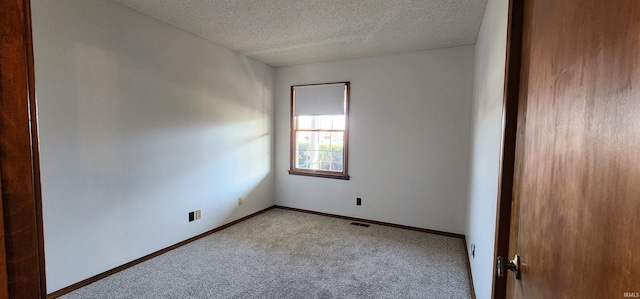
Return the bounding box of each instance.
[110,0,487,67]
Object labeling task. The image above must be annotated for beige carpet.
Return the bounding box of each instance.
[60,208,471,298]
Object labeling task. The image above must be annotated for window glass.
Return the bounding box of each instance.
[289,83,350,179]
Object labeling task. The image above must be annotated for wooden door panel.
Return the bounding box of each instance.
[512,0,640,298]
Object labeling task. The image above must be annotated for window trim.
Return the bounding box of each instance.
[289,82,350,180]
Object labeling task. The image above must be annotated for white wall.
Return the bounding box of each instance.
[465,0,509,298]
[32,0,274,292]
[275,47,474,234]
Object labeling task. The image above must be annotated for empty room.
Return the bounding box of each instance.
[2,0,638,298]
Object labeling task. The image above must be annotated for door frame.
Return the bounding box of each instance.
[0,0,47,297]
[492,0,526,298]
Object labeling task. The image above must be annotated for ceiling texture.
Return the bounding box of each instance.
[110,0,488,67]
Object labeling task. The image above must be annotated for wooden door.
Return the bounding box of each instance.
[506,0,640,298]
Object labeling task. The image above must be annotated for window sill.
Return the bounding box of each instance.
[288,170,350,180]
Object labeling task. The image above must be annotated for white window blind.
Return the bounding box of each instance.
[293,83,345,116]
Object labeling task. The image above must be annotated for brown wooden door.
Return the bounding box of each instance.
[506,0,640,298]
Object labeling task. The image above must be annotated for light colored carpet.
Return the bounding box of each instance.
[60,208,471,298]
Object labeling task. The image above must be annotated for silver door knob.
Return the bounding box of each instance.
[497,254,521,280]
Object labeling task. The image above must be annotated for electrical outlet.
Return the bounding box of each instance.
[356,197,362,206]
[238,197,243,206]
[188,211,195,222]
[195,210,201,220]
[471,244,476,258]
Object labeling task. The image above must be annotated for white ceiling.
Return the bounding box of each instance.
[110,0,487,67]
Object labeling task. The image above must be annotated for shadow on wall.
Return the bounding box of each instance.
[34,0,274,291]
[42,41,273,233]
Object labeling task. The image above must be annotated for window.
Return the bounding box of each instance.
[289,82,350,180]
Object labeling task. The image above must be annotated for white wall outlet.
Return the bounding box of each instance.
[238,197,243,206]
[195,210,201,219]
